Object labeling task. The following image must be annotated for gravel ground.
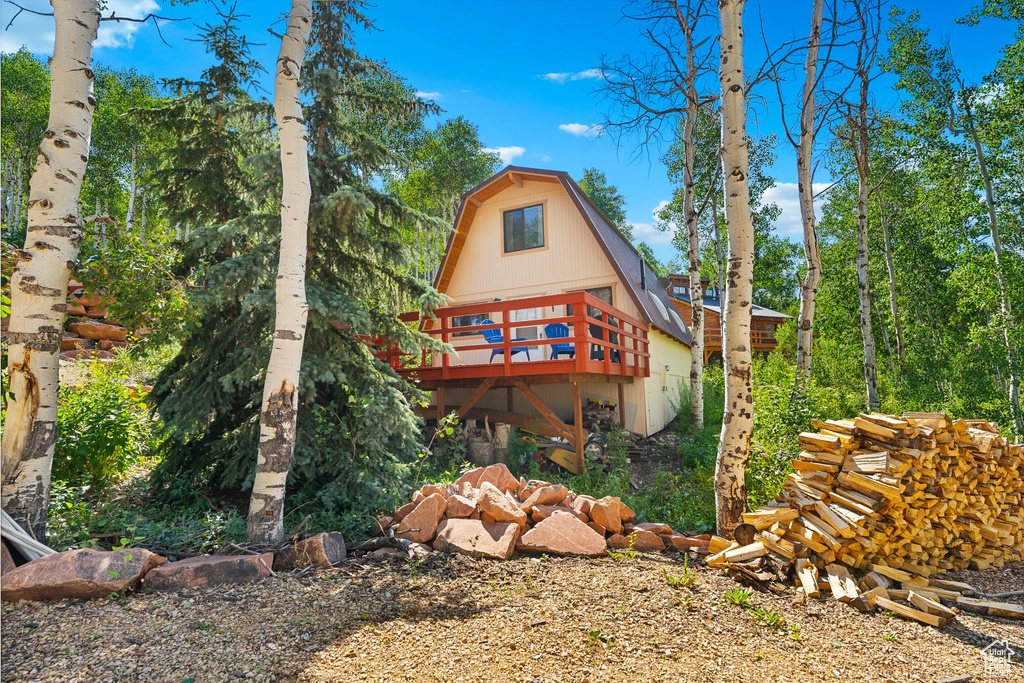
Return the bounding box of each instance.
[2,554,1022,682]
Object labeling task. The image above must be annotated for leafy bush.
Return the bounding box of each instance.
[54,362,160,489]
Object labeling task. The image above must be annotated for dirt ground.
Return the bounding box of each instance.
[2,554,1022,682]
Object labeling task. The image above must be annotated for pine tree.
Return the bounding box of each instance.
[150,1,446,531]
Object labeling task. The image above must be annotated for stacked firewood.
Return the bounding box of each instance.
[709,412,1024,626]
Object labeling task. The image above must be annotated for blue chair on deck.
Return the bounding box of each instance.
[481,319,531,362]
[545,323,575,360]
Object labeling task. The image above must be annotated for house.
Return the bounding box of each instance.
[379,167,693,471]
[663,274,791,363]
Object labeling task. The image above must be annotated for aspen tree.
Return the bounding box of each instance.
[1,0,100,541]
[246,0,313,546]
[714,0,756,537]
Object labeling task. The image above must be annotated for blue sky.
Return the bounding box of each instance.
[2,0,1015,263]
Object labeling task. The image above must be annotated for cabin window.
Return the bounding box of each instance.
[503,204,544,253]
[765,323,777,332]
[451,313,489,337]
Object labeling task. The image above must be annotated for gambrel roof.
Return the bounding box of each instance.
[434,166,692,346]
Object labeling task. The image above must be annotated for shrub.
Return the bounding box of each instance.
[54,362,160,489]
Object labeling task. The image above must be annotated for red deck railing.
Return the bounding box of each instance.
[373,291,651,382]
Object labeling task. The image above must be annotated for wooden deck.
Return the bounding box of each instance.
[374,292,651,472]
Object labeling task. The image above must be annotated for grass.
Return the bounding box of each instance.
[723,587,754,609]
[662,556,697,589]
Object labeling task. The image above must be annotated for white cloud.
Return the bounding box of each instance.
[759,182,829,239]
[630,200,674,246]
[2,0,160,54]
[415,91,443,100]
[539,68,604,84]
[458,89,473,94]
[482,146,526,166]
[558,123,605,138]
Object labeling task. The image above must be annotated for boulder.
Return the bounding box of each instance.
[445,494,476,519]
[619,500,637,523]
[394,502,416,522]
[477,463,519,494]
[628,529,666,552]
[589,496,624,535]
[453,467,485,489]
[518,479,553,502]
[84,306,108,318]
[373,516,395,535]
[530,504,587,524]
[411,490,426,504]
[517,514,607,557]
[67,321,126,342]
[518,484,569,514]
[458,481,475,498]
[662,532,711,552]
[396,493,446,543]
[572,495,597,516]
[144,553,273,591]
[432,519,519,560]
[60,337,90,351]
[418,484,446,499]
[1,548,165,602]
[273,532,346,571]
[70,290,105,307]
[66,303,88,316]
[607,534,630,549]
[96,339,127,351]
[587,522,607,536]
[475,482,528,530]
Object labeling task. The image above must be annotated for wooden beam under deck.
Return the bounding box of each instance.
[413,372,635,391]
[417,405,567,442]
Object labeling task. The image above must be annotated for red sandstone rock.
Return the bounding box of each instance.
[589,496,624,535]
[530,504,587,524]
[273,532,346,571]
[144,553,273,591]
[60,337,90,351]
[662,532,711,552]
[396,493,446,543]
[67,321,126,342]
[432,519,519,560]
[517,514,607,557]
[475,482,528,530]
[445,494,476,518]
[518,484,569,514]
[394,502,416,521]
[1,549,165,602]
[477,463,520,494]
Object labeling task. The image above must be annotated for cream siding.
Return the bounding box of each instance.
[641,329,692,433]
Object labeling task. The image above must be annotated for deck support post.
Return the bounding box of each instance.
[456,376,496,418]
[617,383,626,430]
[510,378,575,444]
[573,381,585,474]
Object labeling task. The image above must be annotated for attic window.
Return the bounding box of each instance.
[503,204,544,253]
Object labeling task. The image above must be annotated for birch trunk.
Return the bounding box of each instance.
[1,154,12,227]
[965,124,1022,436]
[795,0,824,383]
[683,29,703,429]
[714,0,754,538]
[854,117,879,411]
[878,198,904,368]
[125,144,137,233]
[1,0,100,541]
[246,0,313,547]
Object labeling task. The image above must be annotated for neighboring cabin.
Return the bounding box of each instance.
[662,274,791,363]
[382,167,693,465]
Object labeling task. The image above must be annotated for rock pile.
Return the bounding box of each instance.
[377,463,711,560]
[59,281,131,360]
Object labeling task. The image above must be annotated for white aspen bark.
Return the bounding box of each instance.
[125,144,137,233]
[714,0,755,538]
[1,0,100,542]
[854,117,879,411]
[1,154,12,227]
[246,0,312,547]
[878,198,904,368]
[680,10,704,429]
[966,124,1022,436]
[12,153,25,233]
[795,0,824,384]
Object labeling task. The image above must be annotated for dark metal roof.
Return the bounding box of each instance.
[667,287,793,321]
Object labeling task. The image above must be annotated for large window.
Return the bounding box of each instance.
[451,312,489,337]
[567,286,613,318]
[503,204,544,253]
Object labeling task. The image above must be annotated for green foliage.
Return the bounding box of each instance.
[723,587,753,608]
[53,363,159,489]
[662,557,697,588]
[607,532,638,561]
[578,168,632,240]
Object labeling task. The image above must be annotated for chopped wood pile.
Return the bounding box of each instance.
[374,463,711,560]
[710,412,1024,627]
